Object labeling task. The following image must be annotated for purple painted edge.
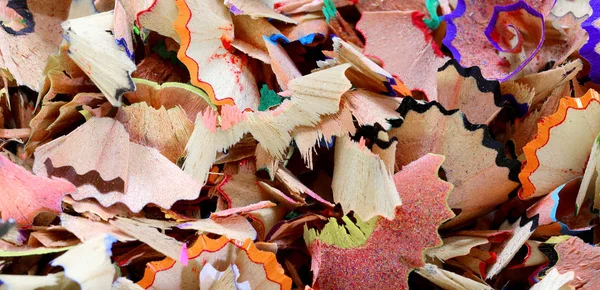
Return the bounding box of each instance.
[383,76,398,97]
[581,0,600,83]
[484,1,544,52]
[503,93,530,117]
[229,4,243,15]
[441,0,466,62]
[177,222,191,229]
[484,0,546,81]
[443,0,550,81]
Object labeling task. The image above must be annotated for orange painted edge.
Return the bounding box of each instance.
[173,0,235,107]
[136,256,176,288]
[238,238,293,290]
[160,207,194,222]
[392,78,412,97]
[137,235,292,289]
[518,89,600,199]
[206,165,221,185]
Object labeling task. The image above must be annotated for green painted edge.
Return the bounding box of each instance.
[424,0,442,30]
[303,215,377,249]
[322,0,337,23]
[258,84,282,111]
[0,246,74,257]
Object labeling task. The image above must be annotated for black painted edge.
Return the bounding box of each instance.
[392,97,521,182]
[0,0,35,35]
[438,59,505,107]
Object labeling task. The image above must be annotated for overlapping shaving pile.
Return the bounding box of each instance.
[0,0,599,289]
